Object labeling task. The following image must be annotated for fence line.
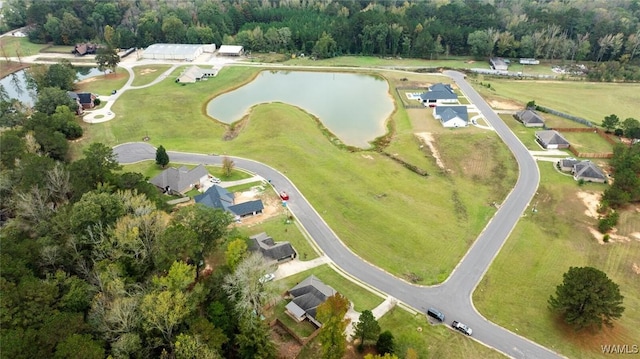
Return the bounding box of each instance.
[536,105,594,127]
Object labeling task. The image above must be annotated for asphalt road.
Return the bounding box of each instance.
[113,71,563,359]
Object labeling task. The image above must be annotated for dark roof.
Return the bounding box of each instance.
[250,232,296,261]
[228,200,264,216]
[434,106,468,123]
[67,91,80,100]
[516,109,545,125]
[573,161,606,180]
[535,130,570,146]
[287,275,336,323]
[194,184,234,209]
[560,158,580,168]
[77,93,94,104]
[419,83,458,101]
[151,164,209,193]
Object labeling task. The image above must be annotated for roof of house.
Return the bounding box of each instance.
[194,185,234,209]
[490,57,508,69]
[218,45,244,54]
[535,130,570,146]
[150,164,209,193]
[516,109,545,125]
[574,161,606,180]
[560,158,580,168]
[228,200,264,216]
[250,232,296,260]
[77,93,94,104]
[178,65,218,82]
[434,106,468,123]
[287,275,337,322]
[419,83,458,101]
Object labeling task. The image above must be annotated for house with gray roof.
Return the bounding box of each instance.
[176,65,218,83]
[515,109,545,127]
[433,106,468,128]
[490,57,509,71]
[535,130,570,149]
[250,232,296,262]
[419,83,458,106]
[285,275,337,327]
[195,185,264,218]
[150,164,209,194]
[573,161,607,183]
[558,157,580,172]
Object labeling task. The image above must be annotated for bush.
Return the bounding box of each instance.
[614,128,623,136]
[603,234,610,243]
[93,98,101,106]
[597,211,619,233]
[61,121,83,140]
[376,330,395,355]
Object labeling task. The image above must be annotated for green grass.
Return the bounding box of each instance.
[120,161,252,182]
[235,213,319,261]
[277,264,383,312]
[474,163,640,359]
[76,71,129,96]
[560,131,614,154]
[471,78,640,123]
[283,55,484,70]
[40,45,74,53]
[269,300,318,338]
[0,36,48,57]
[131,65,173,87]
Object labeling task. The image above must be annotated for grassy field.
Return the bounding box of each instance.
[131,65,173,87]
[75,71,129,96]
[0,36,48,57]
[470,77,640,123]
[559,131,615,154]
[120,160,253,182]
[40,45,74,53]
[473,163,640,359]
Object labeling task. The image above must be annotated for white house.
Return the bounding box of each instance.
[419,83,458,107]
[433,106,468,128]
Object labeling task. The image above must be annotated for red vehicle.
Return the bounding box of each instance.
[280,191,289,201]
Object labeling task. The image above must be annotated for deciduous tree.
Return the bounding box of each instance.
[316,293,350,359]
[548,266,624,330]
[222,156,234,177]
[602,114,620,132]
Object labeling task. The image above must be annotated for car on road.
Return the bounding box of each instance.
[427,307,445,322]
[451,320,472,336]
[280,191,289,200]
[259,273,275,283]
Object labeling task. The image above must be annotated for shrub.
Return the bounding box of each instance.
[614,128,623,136]
[376,331,395,355]
[61,121,83,140]
[597,211,619,233]
[603,234,610,243]
[93,98,101,106]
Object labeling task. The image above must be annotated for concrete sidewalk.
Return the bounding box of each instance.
[345,296,398,340]
[274,256,332,279]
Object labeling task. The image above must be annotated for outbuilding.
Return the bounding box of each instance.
[217,45,244,56]
[143,43,215,61]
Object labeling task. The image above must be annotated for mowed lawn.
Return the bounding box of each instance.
[0,36,48,57]
[559,131,615,154]
[472,79,640,123]
[130,65,173,87]
[474,163,640,359]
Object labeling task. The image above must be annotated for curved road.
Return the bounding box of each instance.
[114,71,562,359]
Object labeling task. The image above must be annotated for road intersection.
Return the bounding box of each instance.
[113,70,564,359]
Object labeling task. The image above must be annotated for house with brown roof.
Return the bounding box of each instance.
[73,43,98,56]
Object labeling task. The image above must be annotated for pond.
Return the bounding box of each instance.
[0,66,106,106]
[206,71,394,148]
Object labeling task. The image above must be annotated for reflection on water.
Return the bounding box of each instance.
[206,71,394,148]
[0,66,105,107]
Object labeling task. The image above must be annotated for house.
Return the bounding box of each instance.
[490,57,509,71]
[515,109,545,127]
[419,83,458,106]
[285,275,337,327]
[433,106,468,128]
[73,43,98,56]
[519,58,540,65]
[176,65,218,83]
[249,232,296,262]
[558,157,580,172]
[573,161,607,183]
[77,93,97,109]
[218,45,244,56]
[195,185,264,218]
[149,164,209,194]
[535,130,570,149]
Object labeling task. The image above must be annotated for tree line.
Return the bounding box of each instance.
[2,0,640,65]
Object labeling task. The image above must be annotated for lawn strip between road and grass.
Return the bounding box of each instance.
[473,162,640,359]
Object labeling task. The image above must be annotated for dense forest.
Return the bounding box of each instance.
[2,0,640,65]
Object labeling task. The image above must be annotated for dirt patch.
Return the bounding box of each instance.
[633,263,640,275]
[415,132,445,169]
[361,154,374,160]
[270,323,303,359]
[576,191,601,219]
[231,187,287,227]
[139,68,158,75]
[487,98,522,110]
